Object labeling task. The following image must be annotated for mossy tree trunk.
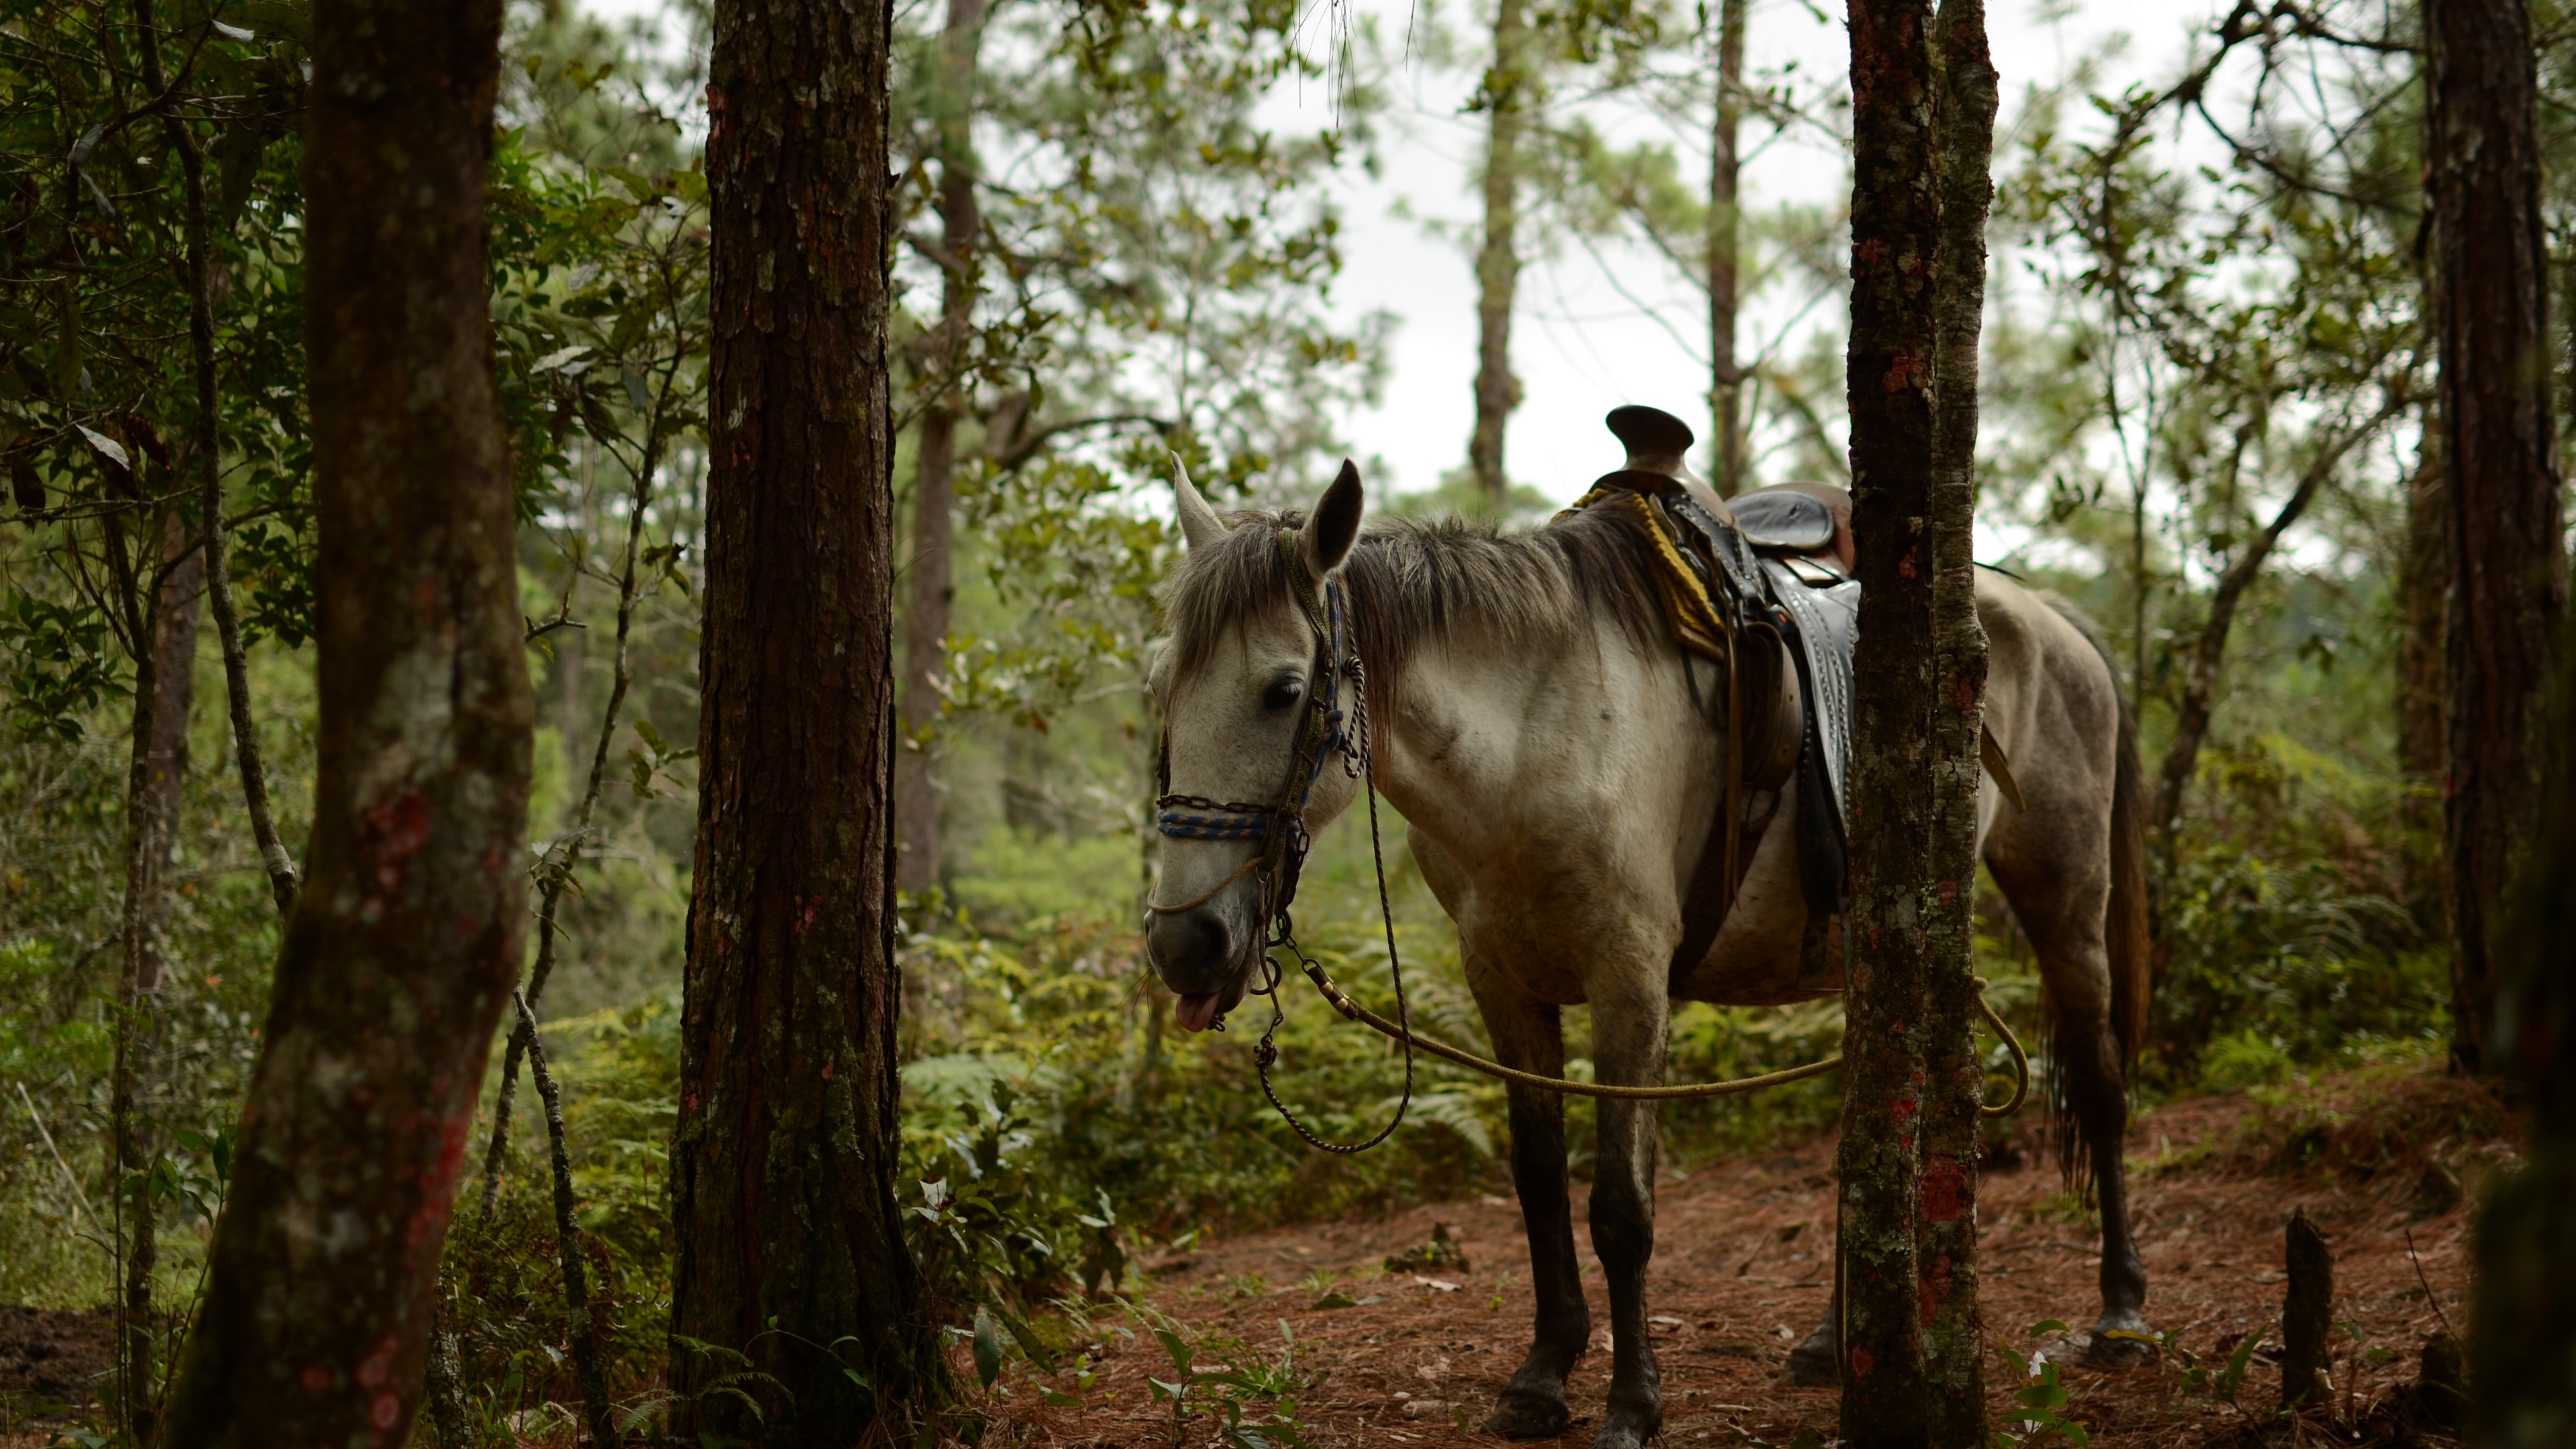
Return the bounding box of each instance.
[668,0,936,1436]
[156,0,529,1438]
[1919,0,1994,1436]
[1836,0,1943,1433]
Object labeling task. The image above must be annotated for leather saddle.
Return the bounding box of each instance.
[1587,406,1860,989]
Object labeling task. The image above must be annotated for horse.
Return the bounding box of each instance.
[1143,451,2152,1449]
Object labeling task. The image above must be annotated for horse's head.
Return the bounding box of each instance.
[1144,458,1367,1031]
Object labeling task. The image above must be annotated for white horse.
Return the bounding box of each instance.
[1145,459,2151,1449]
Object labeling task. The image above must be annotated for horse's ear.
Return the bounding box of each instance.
[1303,459,1364,578]
[1171,451,1226,552]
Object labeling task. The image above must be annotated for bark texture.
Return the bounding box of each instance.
[1919,0,1994,1437]
[1837,0,1942,1432]
[1468,0,1528,508]
[154,0,527,1441]
[896,0,985,898]
[110,512,201,1442]
[669,0,931,1435]
[1707,0,1746,496]
[2424,0,2565,1073]
[2472,614,2576,1445]
[2395,447,2445,914]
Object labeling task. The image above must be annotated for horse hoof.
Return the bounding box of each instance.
[2081,1315,2156,1368]
[1483,1389,1572,1440]
[1588,1407,1662,1449]
[1784,1320,1839,1387]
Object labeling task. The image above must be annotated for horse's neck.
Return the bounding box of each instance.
[1367,617,1635,851]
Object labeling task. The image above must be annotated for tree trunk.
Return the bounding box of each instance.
[1919,0,1994,1438]
[1707,0,1746,496]
[155,0,527,1440]
[1467,0,1528,508]
[2425,0,2565,1074]
[1837,0,1943,1432]
[160,44,298,919]
[2396,449,2445,790]
[109,511,201,1443]
[669,0,933,1436]
[2395,444,2445,912]
[896,0,985,900]
[2151,405,2398,839]
[2472,610,2576,1446]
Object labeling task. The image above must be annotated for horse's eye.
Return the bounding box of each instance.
[1263,678,1303,712]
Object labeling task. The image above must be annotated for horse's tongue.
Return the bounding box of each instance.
[1175,991,1224,1032]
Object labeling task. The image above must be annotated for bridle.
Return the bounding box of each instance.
[1148,527,1419,1154]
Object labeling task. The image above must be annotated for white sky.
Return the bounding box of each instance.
[592,0,2233,553]
[1281,0,2219,533]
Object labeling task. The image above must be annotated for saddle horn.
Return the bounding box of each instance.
[1600,405,1731,519]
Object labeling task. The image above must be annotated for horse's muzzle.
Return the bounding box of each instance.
[1146,906,1252,1031]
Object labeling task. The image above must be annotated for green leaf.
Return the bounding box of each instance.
[1307,1292,1358,1311]
[973,1307,1003,1389]
[994,1305,1056,1373]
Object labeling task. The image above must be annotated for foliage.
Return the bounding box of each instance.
[0,0,2563,1440]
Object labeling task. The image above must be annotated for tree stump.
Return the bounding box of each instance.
[2282,1208,2333,1409]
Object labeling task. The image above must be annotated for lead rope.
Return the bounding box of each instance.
[1254,651,1423,1153]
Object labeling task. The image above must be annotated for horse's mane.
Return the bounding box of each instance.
[1161,503,1672,727]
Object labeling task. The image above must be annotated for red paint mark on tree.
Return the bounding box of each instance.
[356,1336,400,1389]
[1937,876,1959,908]
[822,1059,836,1082]
[371,1392,402,1430]
[794,895,820,934]
[1898,547,1920,580]
[362,787,433,894]
[1884,353,1929,394]
[684,1093,700,1114]
[1850,1346,1875,1379]
[1921,1155,1968,1223]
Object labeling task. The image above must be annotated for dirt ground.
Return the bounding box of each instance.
[0,1075,2498,1448]
[0,1303,112,1436]
[994,1081,2492,1448]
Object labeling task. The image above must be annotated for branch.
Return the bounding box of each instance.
[989,411,1173,474]
[2150,386,2412,833]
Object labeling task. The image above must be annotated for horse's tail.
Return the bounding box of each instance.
[2043,594,2154,1069]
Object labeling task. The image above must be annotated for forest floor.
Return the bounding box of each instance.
[996,1063,2502,1448]
[0,1063,2504,1447]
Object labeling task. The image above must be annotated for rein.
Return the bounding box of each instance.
[1153,521,2032,1148]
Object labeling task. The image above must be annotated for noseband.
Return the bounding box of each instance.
[1150,528,1362,931]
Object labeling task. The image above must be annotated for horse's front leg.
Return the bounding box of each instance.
[1587,976,1668,1449]
[1468,957,1590,1440]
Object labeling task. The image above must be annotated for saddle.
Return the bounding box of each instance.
[1571,406,1860,989]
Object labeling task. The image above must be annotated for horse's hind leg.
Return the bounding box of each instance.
[1468,957,1590,1439]
[1988,852,2150,1364]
